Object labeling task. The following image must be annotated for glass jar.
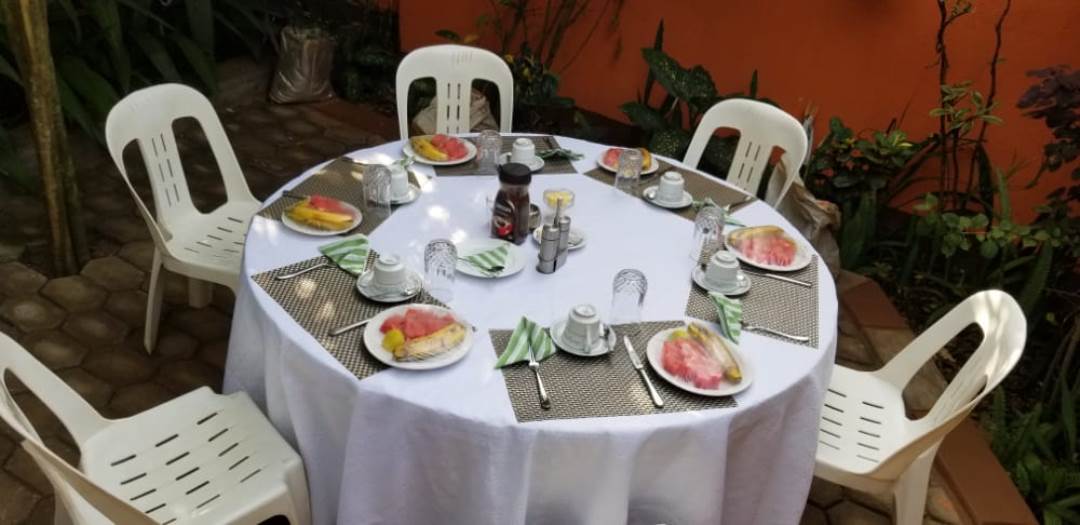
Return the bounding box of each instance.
[491,163,532,244]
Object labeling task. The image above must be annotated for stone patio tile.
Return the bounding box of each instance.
[836,270,871,297]
[92,215,150,244]
[238,108,277,126]
[56,369,113,410]
[841,281,908,330]
[4,437,77,494]
[800,504,828,525]
[0,239,25,263]
[837,333,877,368]
[827,500,892,525]
[232,135,276,157]
[0,434,13,464]
[157,359,222,394]
[20,332,88,369]
[84,192,133,216]
[105,289,149,327]
[843,487,893,516]
[281,146,325,170]
[155,330,200,361]
[0,296,65,333]
[266,104,301,118]
[9,394,65,438]
[62,311,129,347]
[808,477,844,508]
[25,497,55,525]
[926,484,961,524]
[108,382,177,419]
[303,136,348,158]
[0,262,47,297]
[198,340,228,370]
[284,119,320,137]
[81,256,145,292]
[117,241,156,272]
[264,127,295,147]
[169,307,231,342]
[40,276,107,313]
[82,348,156,387]
[0,471,40,524]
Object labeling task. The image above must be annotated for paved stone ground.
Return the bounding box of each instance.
[0,99,961,524]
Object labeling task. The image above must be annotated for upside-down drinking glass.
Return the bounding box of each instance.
[424,239,457,303]
[364,165,392,221]
[691,205,727,264]
[611,269,648,326]
[477,130,502,175]
[614,148,643,194]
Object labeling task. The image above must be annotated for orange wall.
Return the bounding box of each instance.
[401,0,1079,221]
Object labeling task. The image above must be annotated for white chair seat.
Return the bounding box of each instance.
[162,201,261,288]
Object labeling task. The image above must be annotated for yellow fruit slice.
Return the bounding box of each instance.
[286,199,354,231]
[382,328,405,353]
[410,137,448,162]
[637,147,653,170]
[394,322,466,361]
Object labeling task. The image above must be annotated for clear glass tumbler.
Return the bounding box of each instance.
[364,165,392,221]
[424,239,457,303]
[691,205,727,264]
[477,130,502,175]
[614,148,643,194]
[611,268,648,326]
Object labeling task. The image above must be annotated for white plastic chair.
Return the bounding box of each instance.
[105,83,261,353]
[0,332,311,524]
[815,290,1026,524]
[395,44,514,138]
[683,98,808,206]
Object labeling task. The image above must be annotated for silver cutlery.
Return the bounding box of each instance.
[746,271,812,288]
[528,334,551,410]
[282,190,307,200]
[728,194,756,214]
[743,324,810,343]
[276,261,329,280]
[329,317,374,337]
[624,336,664,408]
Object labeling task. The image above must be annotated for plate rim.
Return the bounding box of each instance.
[596,147,661,175]
[361,304,473,370]
[645,326,754,397]
[403,135,477,166]
[454,238,525,278]
[280,201,363,237]
[723,226,813,272]
[642,186,693,209]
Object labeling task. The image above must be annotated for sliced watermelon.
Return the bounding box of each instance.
[661,337,726,389]
[431,134,450,148]
[384,308,457,339]
[602,148,622,168]
[308,195,354,217]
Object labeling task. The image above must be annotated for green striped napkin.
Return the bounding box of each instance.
[708,292,743,343]
[462,244,510,274]
[318,234,371,275]
[495,317,556,367]
[692,199,746,227]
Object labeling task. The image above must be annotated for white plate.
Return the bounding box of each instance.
[645,327,754,397]
[531,226,586,250]
[642,186,693,209]
[391,184,421,205]
[454,238,525,278]
[280,201,362,237]
[550,319,610,357]
[362,304,473,370]
[499,152,545,173]
[724,227,813,272]
[596,148,660,175]
[403,136,477,166]
[691,267,751,297]
[356,269,423,303]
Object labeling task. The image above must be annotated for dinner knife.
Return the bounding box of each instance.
[624,336,664,408]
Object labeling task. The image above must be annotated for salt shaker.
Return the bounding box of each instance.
[555,215,571,267]
[536,223,560,274]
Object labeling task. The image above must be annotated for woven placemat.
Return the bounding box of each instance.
[583,160,752,221]
[491,321,736,423]
[434,135,577,176]
[685,256,820,348]
[257,158,421,235]
[252,254,446,380]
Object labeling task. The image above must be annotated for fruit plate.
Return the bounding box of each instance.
[362,304,474,370]
[596,147,660,175]
[403,135,477,166]
[724,226,813,272]
[645,326,754,397]
[280,202,362,237]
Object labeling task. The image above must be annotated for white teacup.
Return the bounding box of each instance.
[562,304,602,353]
[705,250,740,289]
[510,138,537,164]
[388,164,410,200]
[372,254,407,289]
[656,171,686,204]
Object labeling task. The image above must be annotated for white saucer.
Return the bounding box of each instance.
[549,319,610,357]
[390,184,420,205]
[642,186,694,209]
[499,152,545,173]
[691,266,752,296]
[355,270,423,303]
[531,226,587,250]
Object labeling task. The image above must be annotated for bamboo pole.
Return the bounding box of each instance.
[2,0,89,275]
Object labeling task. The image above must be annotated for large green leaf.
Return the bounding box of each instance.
[641,19,664,104]
[175,35,217,94]
[87,0,130,92]
[648,127,691,158]
[116,0,176,31]
[56,75,103,143]
[53,0,82,41]
[0,54,21,86]
[620,101,667,132]
[1018,244,1052,315]
[132,32,181,82]
[58,56,120,120]
[186,0,215,54]
[641,48,716,105]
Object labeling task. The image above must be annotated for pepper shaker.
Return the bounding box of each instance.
[555,215,571,267]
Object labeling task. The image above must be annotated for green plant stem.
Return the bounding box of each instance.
[963,0,1011,209]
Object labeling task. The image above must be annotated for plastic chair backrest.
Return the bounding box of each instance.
[683,99,808,204]
[0,333,155,524]
[395,44,514,139]
[872,290,1026,479]
[104,83,256,248]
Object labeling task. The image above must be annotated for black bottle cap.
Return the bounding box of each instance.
[498,162,532,185]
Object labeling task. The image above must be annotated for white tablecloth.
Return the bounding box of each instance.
[225,135,837,525]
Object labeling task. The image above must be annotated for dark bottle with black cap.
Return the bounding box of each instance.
[491,162,532,244]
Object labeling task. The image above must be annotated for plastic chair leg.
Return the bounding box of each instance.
[144,250,166,353]
[188,278,213,308]
[892,449,935,525]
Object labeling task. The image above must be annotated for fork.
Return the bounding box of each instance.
[743,323,810,343]
[528,335,551,410]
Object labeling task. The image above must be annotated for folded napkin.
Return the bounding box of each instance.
[708,292,743,343]
[537,148,584,161]
[693,199,746,227]
[318,234,371,275]
[495,316,556,367]
[462,244,509,273]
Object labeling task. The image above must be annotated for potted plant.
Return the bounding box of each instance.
[267,1,354,103]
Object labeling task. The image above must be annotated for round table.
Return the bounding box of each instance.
[224,135,837,525]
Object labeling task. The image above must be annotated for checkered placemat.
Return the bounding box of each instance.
[252,254,446,380]
[583,160,753,221]
[434,135,577,176]
[685,256,820,348]
[491,321,737,423]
